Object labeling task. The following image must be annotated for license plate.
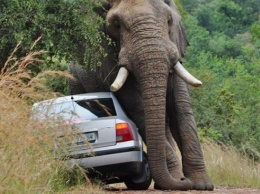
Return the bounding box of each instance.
[85,132,96,142]
[74,132,96,144]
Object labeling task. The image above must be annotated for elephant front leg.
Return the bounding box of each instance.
[167,74,214,191]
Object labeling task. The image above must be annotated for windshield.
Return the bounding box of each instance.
[34,98,116,121]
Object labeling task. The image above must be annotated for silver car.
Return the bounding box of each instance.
[32,92,151,190]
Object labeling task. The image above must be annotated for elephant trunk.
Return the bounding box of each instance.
[135,59,191,190]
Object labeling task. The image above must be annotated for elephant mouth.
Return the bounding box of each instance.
[110,61,202,92]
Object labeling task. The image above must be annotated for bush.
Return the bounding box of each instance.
[0,0,105,93]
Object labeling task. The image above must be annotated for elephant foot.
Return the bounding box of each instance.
[154,182,163,190]
[154,177,191,190]
[187,172,214,190]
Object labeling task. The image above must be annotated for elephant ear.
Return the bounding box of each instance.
[168,2,189,59]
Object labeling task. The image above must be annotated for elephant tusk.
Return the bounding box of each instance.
[110,67,129,92]
[174,61,202,87]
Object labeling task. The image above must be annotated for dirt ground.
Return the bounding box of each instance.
[104,183,260,194]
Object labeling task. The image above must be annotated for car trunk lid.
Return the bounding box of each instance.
[72,118,116,149]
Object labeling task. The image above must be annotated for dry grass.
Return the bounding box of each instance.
[202,139,260,188]
[0,42,104,193]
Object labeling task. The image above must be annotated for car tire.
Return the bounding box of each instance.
[124,152,152,190]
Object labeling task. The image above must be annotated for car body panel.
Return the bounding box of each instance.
[71,118,116,148]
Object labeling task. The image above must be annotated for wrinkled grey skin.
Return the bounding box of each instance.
[68,0,213,191]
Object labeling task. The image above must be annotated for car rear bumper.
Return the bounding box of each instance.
[67,140,143,176]
[69,150,143,176]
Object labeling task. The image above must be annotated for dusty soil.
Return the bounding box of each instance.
[104,183,260,194]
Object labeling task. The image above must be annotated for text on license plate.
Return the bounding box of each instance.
[75,132,96,144]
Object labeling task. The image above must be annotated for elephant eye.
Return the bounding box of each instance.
[114,19,120,29]
[168,15,173,26]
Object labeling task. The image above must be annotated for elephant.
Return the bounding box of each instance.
[68,0,214,191]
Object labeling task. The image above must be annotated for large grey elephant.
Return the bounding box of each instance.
[68,0,214,191]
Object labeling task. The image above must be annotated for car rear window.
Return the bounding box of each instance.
[34,98,116,121]
[75,98,116,118]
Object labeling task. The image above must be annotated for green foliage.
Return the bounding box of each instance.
[178,0,198,12]
[181,0,260,160]
[181,0,259,37]
[0,0,104,93]
[251,16,260,40]
[174,0,188,19]
[40,56,70,94]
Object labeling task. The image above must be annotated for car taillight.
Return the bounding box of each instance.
[116,123,134,142]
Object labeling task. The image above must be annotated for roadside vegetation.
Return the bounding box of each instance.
[179,0,260,162]
[202,139,260,188]
[0,43,106,193]
[0,0,259,192]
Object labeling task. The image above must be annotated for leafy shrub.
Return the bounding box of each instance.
[0,0,105,93]
[181,0,260,160]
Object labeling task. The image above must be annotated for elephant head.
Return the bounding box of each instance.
[106,1,202,91]
[69,0,213,190]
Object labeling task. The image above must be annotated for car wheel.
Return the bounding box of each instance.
[124,152,152,190]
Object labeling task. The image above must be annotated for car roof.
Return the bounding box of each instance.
[33,92,114,107]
